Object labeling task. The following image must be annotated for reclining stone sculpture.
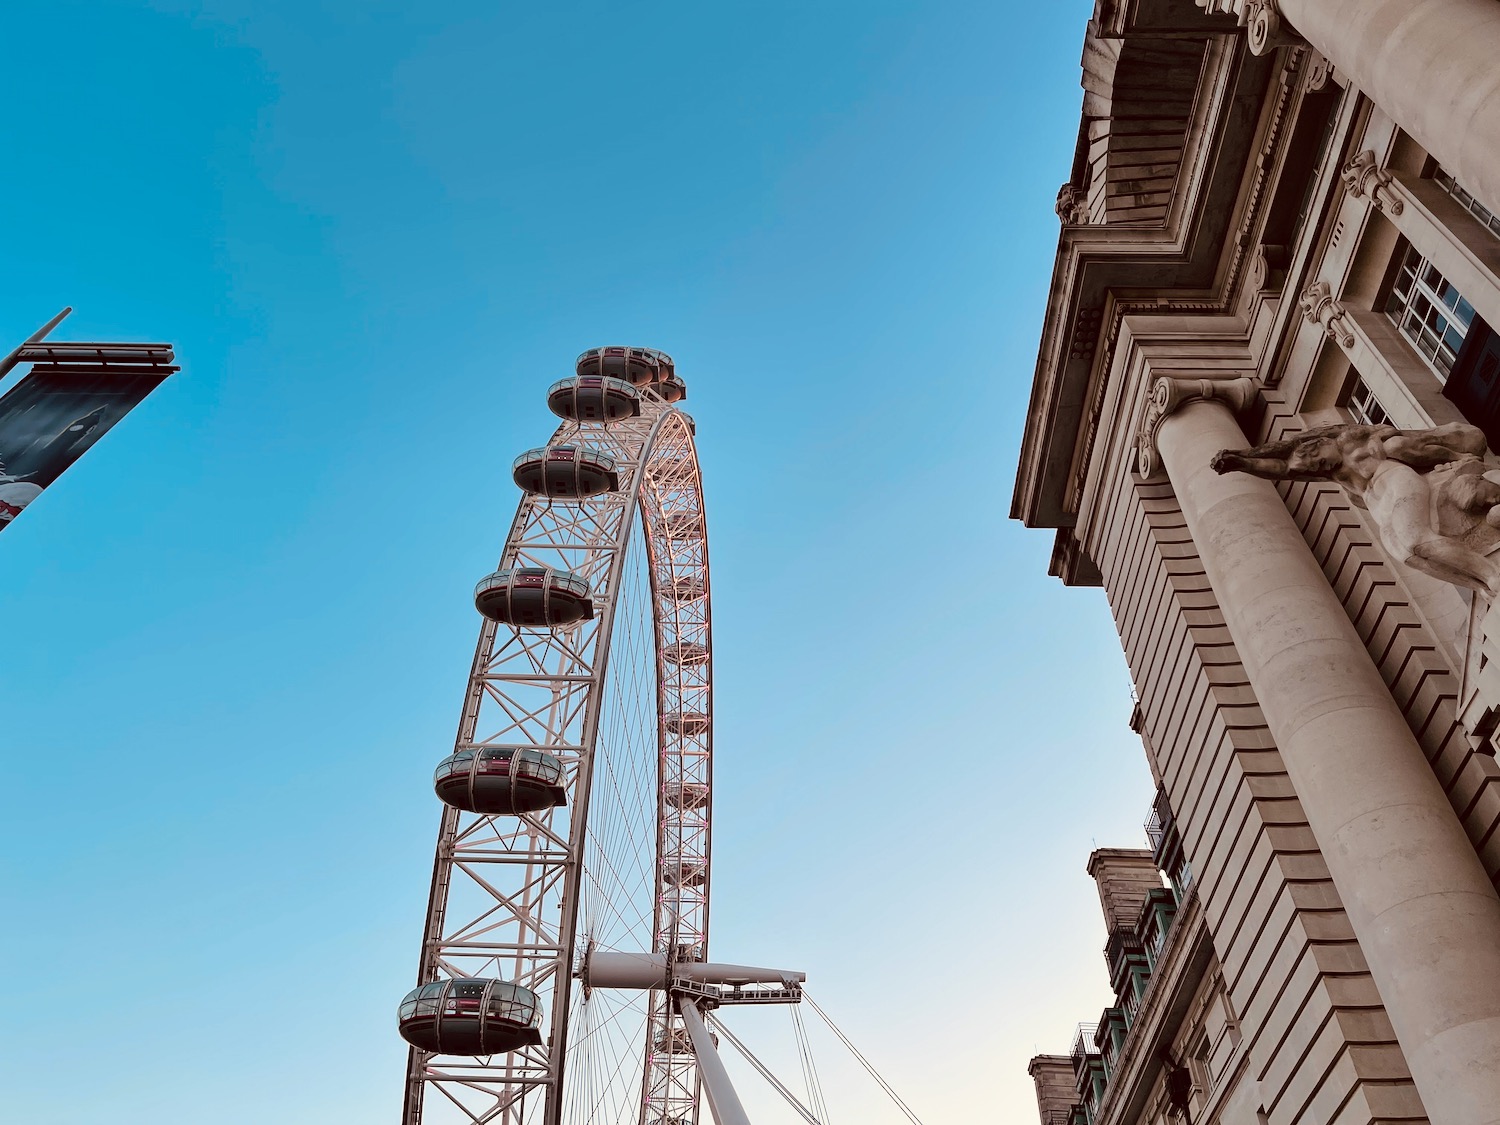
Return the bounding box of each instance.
[1211,421,1500,598]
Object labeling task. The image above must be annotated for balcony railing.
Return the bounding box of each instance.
[1144,783,1174,860]
[1071,1022,1100,1069]
[1105,926,1146,967]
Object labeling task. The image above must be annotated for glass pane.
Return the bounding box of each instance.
[1434,166,1500,238]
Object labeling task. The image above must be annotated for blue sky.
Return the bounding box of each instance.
[0,2,1157,1121]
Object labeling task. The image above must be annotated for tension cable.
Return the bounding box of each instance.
[802,992,927,1125]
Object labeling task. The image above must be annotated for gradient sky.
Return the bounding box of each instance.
[0,2,1158,1121]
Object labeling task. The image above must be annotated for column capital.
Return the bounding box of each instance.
[1299,280,1355,348]
[1196,0,1300,55]
[1341,150,1405,216]
[1136,375,1257,479]
[1246,0,1296,54]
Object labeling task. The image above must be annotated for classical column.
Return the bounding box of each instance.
[1143,379,1500,1125]
[1249,0,1500,218]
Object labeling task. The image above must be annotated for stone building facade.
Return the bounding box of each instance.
[1014,3,1500,1124]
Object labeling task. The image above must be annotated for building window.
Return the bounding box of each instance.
[1347,376,1390,425]
[1188,1034,1214,1111]
[1435,167,1500,239]
[1173,856,1194,896]
[1385,243,1477,379]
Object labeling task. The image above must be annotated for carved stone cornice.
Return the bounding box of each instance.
[1056,182,1090,225]
[1340,150,1405,215]
[1298,280,1355,347]
[1016,27,1273,530]
[1136,376,1258,479]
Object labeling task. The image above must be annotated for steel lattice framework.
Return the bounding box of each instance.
[403,384,713,1125]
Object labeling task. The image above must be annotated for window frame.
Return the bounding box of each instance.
[1383,241,1477,381]
[1345,375,1391,426]
[1434,166,1500,240]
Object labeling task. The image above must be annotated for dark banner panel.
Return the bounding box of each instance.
[0,367,169,530]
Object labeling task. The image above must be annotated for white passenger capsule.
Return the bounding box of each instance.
[575,345,674,387]
[662,640,709,665]
[512,445,620,498]
[474,567,593,627]
[547,375,641,422]
[397,978,543,1056]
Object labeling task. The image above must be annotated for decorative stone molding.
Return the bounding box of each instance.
[1298,280,1355,348]
[1340,150,1404,216]
[1247,1,1298,55]
[1304,49,1334,92]
[1056,182,1090,225]
[1137,376,1257,479]
[1194,0,1299,56]
[1250,243,1289,294]
[1068,306,1104,363]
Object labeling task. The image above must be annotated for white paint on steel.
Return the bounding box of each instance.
[587,952,807,991]
[678,1000,753,1125]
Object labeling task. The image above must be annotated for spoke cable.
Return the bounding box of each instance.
[803,993,926,1125]
[703,1013,821,1125]
[790,1003,831,1125]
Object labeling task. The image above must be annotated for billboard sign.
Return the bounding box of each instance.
[0,366,171,529]
[0,311,177,534]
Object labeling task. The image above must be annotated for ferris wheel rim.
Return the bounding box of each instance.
[402,382,715,1125]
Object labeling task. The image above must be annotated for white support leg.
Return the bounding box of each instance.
[677,998,752,1125]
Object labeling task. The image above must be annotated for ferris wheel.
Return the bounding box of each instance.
[397,347,803,1125]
